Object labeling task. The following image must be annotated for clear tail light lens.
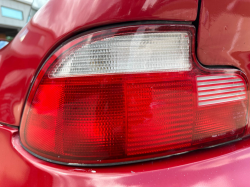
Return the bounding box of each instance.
[20,25,248,165]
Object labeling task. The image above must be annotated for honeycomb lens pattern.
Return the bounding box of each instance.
[23,71,247,164]
[194,102,247,144]
[50,32,191,78]
[20,25,248,165]
[126,77,195,156]
[25,77,127,160]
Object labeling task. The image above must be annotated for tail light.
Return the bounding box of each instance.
[20,25,248,165]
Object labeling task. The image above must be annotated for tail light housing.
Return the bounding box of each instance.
[20,24,248,165]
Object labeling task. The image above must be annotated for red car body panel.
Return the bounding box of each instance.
[2,0,250,186]
[197,0,250,74]
[2,125,250,186]
[0,0,198,126]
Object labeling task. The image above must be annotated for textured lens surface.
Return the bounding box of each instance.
[194,102,247,144]
[197,75,247,106]
[23,72,247,164]
[126,76,195,156]
[20,25,248,165]
[51,32,191,78]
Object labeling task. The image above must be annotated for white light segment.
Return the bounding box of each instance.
[50,32,191,78]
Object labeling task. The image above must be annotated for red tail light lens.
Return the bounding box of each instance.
[20,25,248,165]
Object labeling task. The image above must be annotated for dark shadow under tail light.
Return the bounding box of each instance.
[20,24,248,165]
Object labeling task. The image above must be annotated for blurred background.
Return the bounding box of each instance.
[0,0,49,41]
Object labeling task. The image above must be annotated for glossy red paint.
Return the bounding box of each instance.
[197,0,250,135]
[2,125,250,186]
[0,0,198,126]
[197,0,250,70]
